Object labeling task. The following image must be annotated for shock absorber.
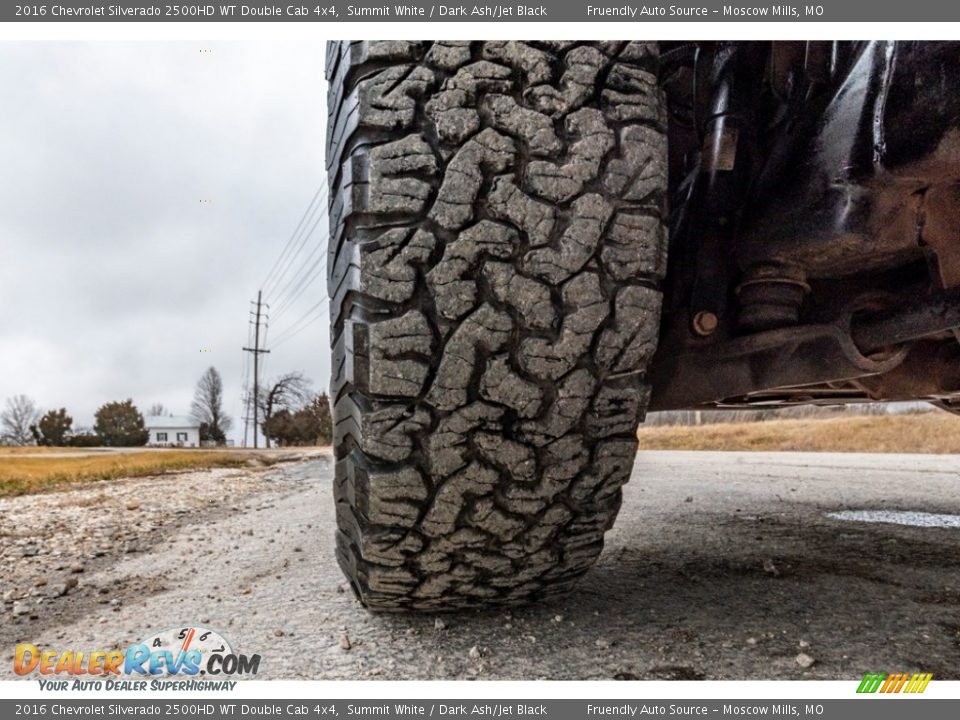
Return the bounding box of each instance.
[687,42,761,337]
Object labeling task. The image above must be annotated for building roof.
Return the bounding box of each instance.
[145,415,200,430]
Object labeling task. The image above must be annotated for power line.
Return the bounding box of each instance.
[272,237,328,319]
[270,296,326,344]
[271,310,327,351]
[266,204,329,311]
[270,300,329,350]
[245,181,333,441]
[263,187,328,305]
[263,187,329,304]
[260,184,325,296]
[271,250,328,323]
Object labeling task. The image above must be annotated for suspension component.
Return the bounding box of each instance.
[737,263,811,332]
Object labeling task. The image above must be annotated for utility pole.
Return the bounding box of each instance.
[241,316,253,448]
[242,290,270,448]
[242,373,251,448]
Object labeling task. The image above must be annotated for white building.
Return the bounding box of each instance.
[144,415,201,448]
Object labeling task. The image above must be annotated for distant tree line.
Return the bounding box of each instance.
[645,402,933,427]
[0,366,233,447]
[254,372,332,447]
[0,394,149,447]
[2,365,334,448]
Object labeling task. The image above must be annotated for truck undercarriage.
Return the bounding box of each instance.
[651,41,960,414]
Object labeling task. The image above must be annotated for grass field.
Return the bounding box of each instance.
[0,449,252,498]
[1,413,956,498]
[636,412,960,453]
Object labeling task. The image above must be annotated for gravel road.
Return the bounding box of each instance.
[2,450,959,680]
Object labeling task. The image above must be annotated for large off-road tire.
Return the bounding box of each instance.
[326,41,667,611]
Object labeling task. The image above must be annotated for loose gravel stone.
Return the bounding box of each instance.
[1,451,957,681]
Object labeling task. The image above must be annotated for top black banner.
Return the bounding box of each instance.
[0,1,934,22]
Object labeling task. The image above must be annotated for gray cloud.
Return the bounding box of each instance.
[0,42,330,440]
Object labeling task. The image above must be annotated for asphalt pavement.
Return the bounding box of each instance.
[2,450,959,680]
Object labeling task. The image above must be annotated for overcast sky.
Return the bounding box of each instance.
[0,42,330,443]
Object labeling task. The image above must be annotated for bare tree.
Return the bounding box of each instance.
[191,367,232,444]
[258,372,312,448]
[1,394,41,446]
[147,403,169,417]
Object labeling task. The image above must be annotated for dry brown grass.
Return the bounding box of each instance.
[0,450,251,498]
[636,412,960,453]
[0,446,95,455]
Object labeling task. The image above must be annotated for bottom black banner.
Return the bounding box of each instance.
[3,699,958,720]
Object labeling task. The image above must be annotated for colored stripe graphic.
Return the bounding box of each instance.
[857,672,932,694]
[908,673,933,693]
[857,673,884,693]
